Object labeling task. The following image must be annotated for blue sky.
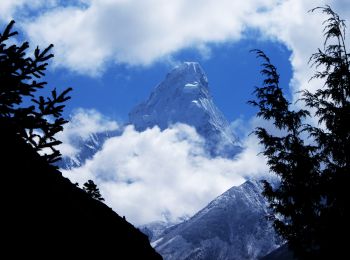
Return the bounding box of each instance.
[2,0,347,127]
[1,0,325,126]
[43,38,292,124]
[2,0,349,224]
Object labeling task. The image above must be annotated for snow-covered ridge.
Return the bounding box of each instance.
[129,62,240,157]
[153,180,280,260]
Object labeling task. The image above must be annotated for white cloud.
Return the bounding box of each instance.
[4,1,348,104]
[249,1,326,99]
[57,108,118,157]
[247,0,350,127]
[13,0,347,104]
[0,0,58,21]
[16,0,278,75]
[2,0,348,88]
[0,0,26,20]
[62,123,268,225]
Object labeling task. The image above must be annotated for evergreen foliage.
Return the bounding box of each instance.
[83,180,105,201]
[0,20,72,165]
[250,6,349,259]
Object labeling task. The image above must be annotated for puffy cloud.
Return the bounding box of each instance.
[18,0,278,74]
[247,0,350,127]
[3,0,348,87]
[56,108,118,157]
[4,1,348,106]
[0,0,26,20]
[62,122,268,225]
[249,1,330,99]
[0,0,58,21]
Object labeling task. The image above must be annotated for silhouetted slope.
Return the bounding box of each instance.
[1,126,162,259]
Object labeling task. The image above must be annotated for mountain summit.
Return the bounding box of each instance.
[129,62,240,157]
[59,62,239,170]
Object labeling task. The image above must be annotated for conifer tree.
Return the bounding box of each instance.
[0,20,72,165]
[250,5,349,259]
[83,180,105,201]
[249,50,322,259]
[303,5,350,256]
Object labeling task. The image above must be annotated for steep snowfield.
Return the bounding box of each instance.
[154,180,280,260]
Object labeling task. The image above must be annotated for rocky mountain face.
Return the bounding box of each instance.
[140,220,180,242]
[57,130,117,170]
[129,62,241,157]
[151,180,280,260]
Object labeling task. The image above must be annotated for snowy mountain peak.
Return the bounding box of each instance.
[169,61,208,87]
[129,62,240,157]
[151,61,209,103]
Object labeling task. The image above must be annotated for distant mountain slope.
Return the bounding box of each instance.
[57,130,118,170]
[129,62,241,157]
[154,180,280,260]
[1,126,162,259]
[140,220,179,242]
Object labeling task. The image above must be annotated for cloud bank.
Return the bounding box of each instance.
[0,0,278,74]
[56,108,118,157]
[61,113,268,225]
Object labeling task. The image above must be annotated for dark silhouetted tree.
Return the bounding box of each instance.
[0,20,72,165]
[83,180,105,201]
[0,21,162,260]
[249,5,349,259]
[249,49,321,259]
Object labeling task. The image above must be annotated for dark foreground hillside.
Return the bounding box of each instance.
[1,126,162,259]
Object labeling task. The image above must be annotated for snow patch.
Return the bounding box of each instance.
[151,237,164,247]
